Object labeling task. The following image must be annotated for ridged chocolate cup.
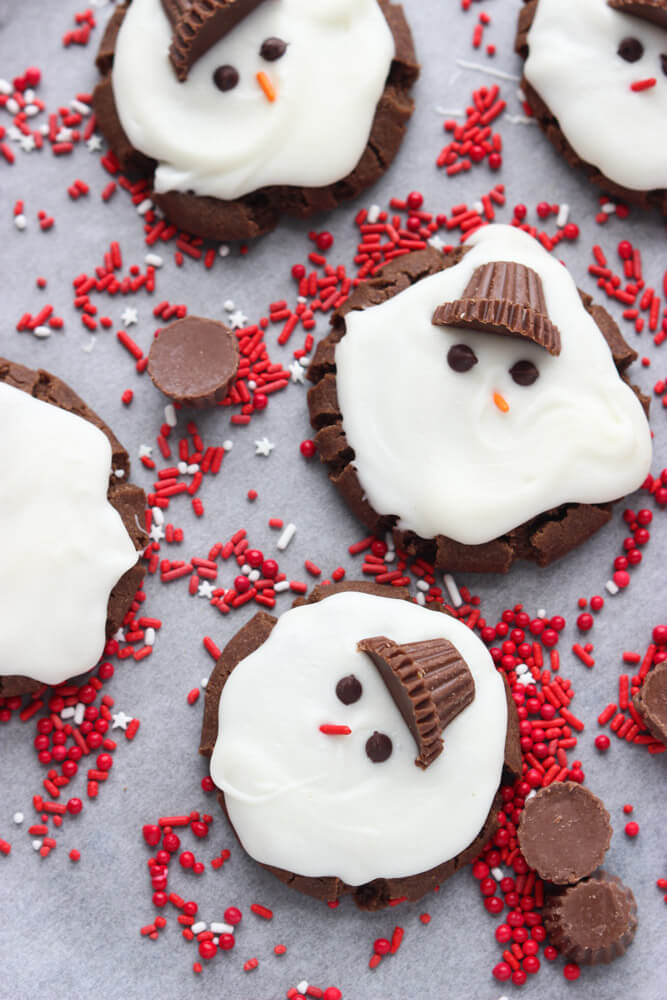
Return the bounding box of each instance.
[632,661,667,745]
[608,0,667,29]
[432,260,561,356]
[147,316,239,408]
[357,635,474,768]
[517,781,612,884]
[543,871,638,965]
[164,0,267,80]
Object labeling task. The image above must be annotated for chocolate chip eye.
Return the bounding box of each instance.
[365,731,392,763]
[510,360,539,386]
[661,54,667,78]
[618,37,644,63]
[447,344,478,373]
[260,37,287,61]
[336,674,362,705]
[213,65,239,91]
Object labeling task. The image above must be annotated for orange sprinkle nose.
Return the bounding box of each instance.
[493,391,510,413]
[256,70,276,102]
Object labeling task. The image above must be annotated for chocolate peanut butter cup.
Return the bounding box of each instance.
[632,661,667,745]
[543,871,638,965]
[147,316,239,408]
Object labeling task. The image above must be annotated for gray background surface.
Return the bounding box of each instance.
[1,2,666,998]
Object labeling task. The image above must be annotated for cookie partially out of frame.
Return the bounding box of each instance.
[200,580,521,910]
[307,232,650,574]
[93,0,419,241]
[0,358,146,698]
[516,0,667,215]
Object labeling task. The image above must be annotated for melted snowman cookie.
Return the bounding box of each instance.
[200,582,521,908]
[93,0,418,239]
[516,0,667,212]
[307,225,652,573]
[0,359,145,696]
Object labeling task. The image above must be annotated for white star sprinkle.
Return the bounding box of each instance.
[86,135,103,152]
[113,628,126,642]
[198,581,215,599]
[427,235,447,252]
[254,437,275,457]
[18,134,36,153]
[121,306,138,326]
[149,524,165,543]
[111,711,134,730]
[138,444,153,459]
[55,127,73,143]
[227,308,248,329]
[289,361,306,384]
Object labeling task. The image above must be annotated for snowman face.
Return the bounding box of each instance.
[210,592,507,884]
[524,0,667,191]
[335,225,652,547]
[0,384,139,686]
[112,0,394,200]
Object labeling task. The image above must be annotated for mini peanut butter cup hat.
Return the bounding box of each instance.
[543,872,638,965]
[608,0,667,29]
[162,0,268,81]
[632,660,667,745]
[358,635,475,768]
[432,260,562,357]
[147,315,239,408]
[517,781,612,884]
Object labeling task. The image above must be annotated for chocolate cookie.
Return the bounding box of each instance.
[93,0,418,241]
[307,225,651,573]
[147,315,239,407]
[0,358,146,698]
[516,0,667,214]
[200,580,521,909]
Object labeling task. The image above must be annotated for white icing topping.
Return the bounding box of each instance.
[0,384,139,685]
[335,225,652,547]
[524,0,667,191]
[210,592,507,884]
[112,0,394,200]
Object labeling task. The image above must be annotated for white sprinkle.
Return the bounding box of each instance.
[249,569,260,582]
[602,202,616,215]
[606,579,620,595]
[13,812,24,825]
[277,523,296,551]
[60,707,76,720]
[556,203,570,227]
[5,97,19,114]
[191,921,207,935]
[187,463,200,475]
[416,580,429,592]
[416,592,426,606]
[472,200,484,215]
[82,335,97,353]
[145,628,156,646]
[210,922,233,935]
[201,677,208,689]
[33,325,52,339]
[367,203,381,223]
[139,444,153,459]
[145,253,163,268]
[136,198,153,216]
[297,295,307,305]
[164,403,177,428]
[384,550,395,563]
[218,244,230,257]
[517,672,533,687]
[536,608,547,618]
[38,123,49,135]
[152,506,164,526]
[113,468,125,478]
[0,79,11,95]
[223,439,233,451]
[274,580,290,592]
[177,461,188,474]
[297,983,309,995]
[526,789,537,801]
[14,214,27,231]
[71,98,91,116]
[443,573,462,608]
[32,840,42,851]
[223,299,235,312]
[506,114,538,126]
[23,89,35,102]
[241,564,252,576]
[456,58,520,82]
[73,703,85,726]
[434,106,465,117]
[212,937,219,947]
[515,663,529,676]
[248,380,256,390]
[491,867,504,881]
[24,104,39,118]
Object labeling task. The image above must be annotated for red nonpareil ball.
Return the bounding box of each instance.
[253,392,268,411]
[406,190,423,210]
[577,613,593,631]
[300,439,316,458]
[595,734,610,751]
[316,231,334,251]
